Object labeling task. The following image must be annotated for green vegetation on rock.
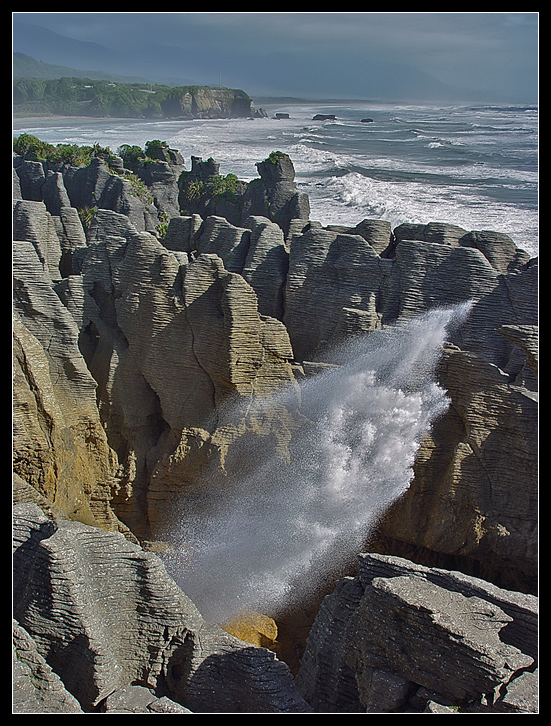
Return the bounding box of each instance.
[13,132,114,166]
[210,173,240,200]
[77,206,98,230]
[14,133,153,205]
[267,150,286,164]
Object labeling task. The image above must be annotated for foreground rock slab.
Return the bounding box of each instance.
[295,552,538,713]
[12,503,311,714]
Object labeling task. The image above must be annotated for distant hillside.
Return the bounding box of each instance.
[13,52,151,84]
[13,74,255,120]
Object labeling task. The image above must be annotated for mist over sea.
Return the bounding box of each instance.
[14,101,538,258]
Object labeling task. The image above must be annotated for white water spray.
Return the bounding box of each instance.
[162,303,472,624]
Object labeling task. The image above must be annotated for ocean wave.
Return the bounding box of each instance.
[14,103,537,258]
[305,171,538,256]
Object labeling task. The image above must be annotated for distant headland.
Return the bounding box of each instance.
[13,75,259,120]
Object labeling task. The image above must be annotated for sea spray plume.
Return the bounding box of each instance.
[161,303,473,624]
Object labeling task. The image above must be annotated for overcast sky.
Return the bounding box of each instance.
[12,12,539,103]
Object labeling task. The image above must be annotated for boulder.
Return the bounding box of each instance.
[349,218,394,256]
[52,206,88,277]
[13,620,84,713]
[222,611,279,649]
[349,576,531,704]
[146,253,301,531]
[392,238,499,324]
[177,214,290,320]
[12,620,84,714]
[460,229,531,273]
[393,220,468,246]
[85,206,141,245]
[13,165,23,200]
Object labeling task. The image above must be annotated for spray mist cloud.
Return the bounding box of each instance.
[161,303,472,624]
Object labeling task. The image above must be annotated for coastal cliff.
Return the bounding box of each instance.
[13,77,257,119]
[13,138,538,713]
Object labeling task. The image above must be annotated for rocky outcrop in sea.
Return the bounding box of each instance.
[13,141,538,713]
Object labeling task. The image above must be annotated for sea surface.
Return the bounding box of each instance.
[14,101,538,258]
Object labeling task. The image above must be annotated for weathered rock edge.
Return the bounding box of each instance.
[13,502,311,714]
[295,552,538,713]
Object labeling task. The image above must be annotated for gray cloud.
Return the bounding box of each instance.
[13,12,538,103]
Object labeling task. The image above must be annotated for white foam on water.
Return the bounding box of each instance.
[161,303,473,624]
[14,103,537,257]
[304,171,538,257]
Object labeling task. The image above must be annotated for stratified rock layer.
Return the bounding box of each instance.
[13,144,538,712]
[295,552,537,713]
[13,503,310,713]
[373,342,538,592]
[13,235,125,536]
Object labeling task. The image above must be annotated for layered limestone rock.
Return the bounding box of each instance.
[283,224,535,367]
[295,553,537,713]
[133,155,185,222]
[240,152,310,238]
[372,341,538,592]
[177,155,248,226]
[145,249,300,533]
[177,151,310,236]
[12,164,302,540]
[44,205,300,537]
[368,249,537,591]
[283,224,388,361]
[13,145,538,708]
[280,219,537,591]
[12,232,126,536]
[393,222,531,273]
[160,86,254,119]
[165,213,289,320]
[13,619,84,714]
[14,152,170,236]
[13,503,310,713]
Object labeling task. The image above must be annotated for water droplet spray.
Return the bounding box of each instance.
[162,302,472,624]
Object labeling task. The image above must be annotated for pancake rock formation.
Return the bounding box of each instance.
[13,141,538,712]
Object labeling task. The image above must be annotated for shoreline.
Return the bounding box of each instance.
[13,114,256,126]
[12,105,538,259]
